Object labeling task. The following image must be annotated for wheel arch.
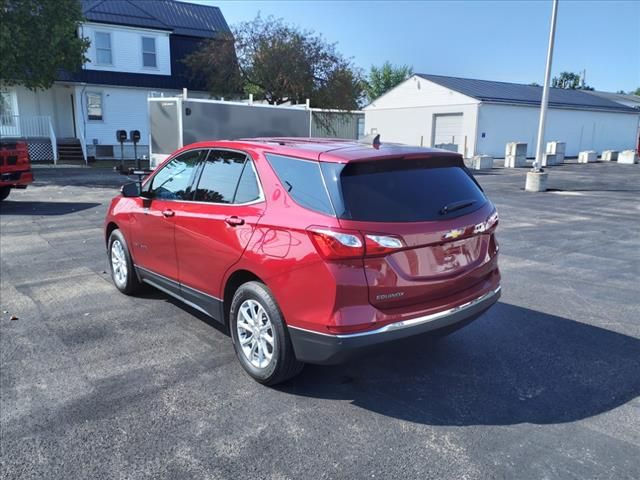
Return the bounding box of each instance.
[223,269,265,326]
[105,221,119,246]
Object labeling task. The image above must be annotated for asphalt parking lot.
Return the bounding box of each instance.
[1,162,639,479]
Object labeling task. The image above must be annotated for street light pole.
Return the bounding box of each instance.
[533,0,559,173]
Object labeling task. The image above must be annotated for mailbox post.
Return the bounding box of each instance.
[116,130,127,170]
[130,130,141,170]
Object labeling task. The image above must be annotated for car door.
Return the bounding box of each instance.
[129,148,205,282]
[174,149,265,318]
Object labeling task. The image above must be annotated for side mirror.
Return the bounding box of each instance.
[121,182,141,198]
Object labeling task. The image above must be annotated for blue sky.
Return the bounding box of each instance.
[189,0,640,93]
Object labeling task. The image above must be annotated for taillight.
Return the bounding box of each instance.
[474,210,499,234]
[364,234,405,256]
[307,228,405,260]
[307,228,364,259]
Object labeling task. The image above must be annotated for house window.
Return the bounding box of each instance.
[87,93,103,121]
[142,37,157,68]
[95,31,112,65]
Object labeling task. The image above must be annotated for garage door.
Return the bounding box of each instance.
[433,113,463,153]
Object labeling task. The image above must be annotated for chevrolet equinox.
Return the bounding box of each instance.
[104,138,501,385]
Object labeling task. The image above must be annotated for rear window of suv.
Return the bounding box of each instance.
[320,157,486,222]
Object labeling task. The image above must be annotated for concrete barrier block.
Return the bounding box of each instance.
[525,171,548,192]
[578,151,597,163]
[618,150,638,164]
[471,155,493,170]
[546,141,566,164]
[601,150,618,162]
[542,153,557,167]
[505,142,527,168]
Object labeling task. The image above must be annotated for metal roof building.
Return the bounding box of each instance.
[364,74,640,158]
[56,0,231,91]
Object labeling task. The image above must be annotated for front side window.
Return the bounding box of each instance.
[86,92,103,121]
[142,37,157,68]
[194,150,258,204]
[95,31,112,65]
[150,149,204,200]
[265,154,334,216]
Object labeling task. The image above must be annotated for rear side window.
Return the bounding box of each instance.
[195,150,244,203]
[265,154,334,216]
[234,161,261,203]
[320,158,486,222]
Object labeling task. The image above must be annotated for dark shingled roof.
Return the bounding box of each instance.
[82,0,230,38]
[417,74,638,114]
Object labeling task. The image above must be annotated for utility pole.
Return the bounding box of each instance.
[526,0,559,192]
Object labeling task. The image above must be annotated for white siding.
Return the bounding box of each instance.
[77,86,152,151]
[13,86,55,119]
[364,76,480,156]
[366,75,479,109]
[476,104,640,157]
[81,23,171,76]
[75,86,209,157]
[365,104,478,157]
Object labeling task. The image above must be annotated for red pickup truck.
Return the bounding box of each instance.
[0,141,33,201]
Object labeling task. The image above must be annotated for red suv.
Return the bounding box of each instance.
[104,138,500,385]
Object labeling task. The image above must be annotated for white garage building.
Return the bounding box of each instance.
[364,74,640,158]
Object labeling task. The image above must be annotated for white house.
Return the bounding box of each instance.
[0,0,229,163]
[364,74,640,158]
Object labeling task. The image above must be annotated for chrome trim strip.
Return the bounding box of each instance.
[135,265,223,302]
[289,286,501,339]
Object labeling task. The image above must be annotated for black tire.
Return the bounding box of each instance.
[107,229,142,295]
[230,281,303,385]
[0,187,10,201]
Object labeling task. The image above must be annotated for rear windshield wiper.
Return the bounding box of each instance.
[439,199,476,215]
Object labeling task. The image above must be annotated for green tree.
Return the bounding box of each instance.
[185,15,363,109]
[365,61,413,101]
[551,71,593,90]
[633,87,640,96]
[0,0,89,90]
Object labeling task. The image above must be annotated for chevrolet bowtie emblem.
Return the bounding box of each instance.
[443,228,464,240]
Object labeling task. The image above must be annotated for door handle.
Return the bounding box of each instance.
[162,209,175,218]
[225,216,245,226]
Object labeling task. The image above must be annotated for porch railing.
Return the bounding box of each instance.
[48,120,58,164]
[0,115,53,138]
[77,128,88,165]
[1,115,59,163]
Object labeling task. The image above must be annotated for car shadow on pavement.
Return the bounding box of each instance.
[280,302,640,426]
[0,201,101,216]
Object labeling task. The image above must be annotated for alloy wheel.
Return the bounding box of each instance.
[111,239,128,287]
[236,299,275,369]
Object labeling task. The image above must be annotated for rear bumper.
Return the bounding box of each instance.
[289,286,501,364]
[0,170,33,188]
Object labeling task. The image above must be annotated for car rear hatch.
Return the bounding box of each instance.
[319,154,498,310]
